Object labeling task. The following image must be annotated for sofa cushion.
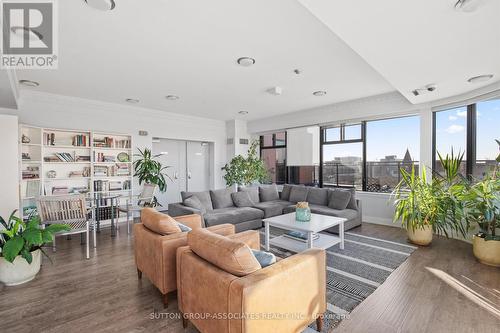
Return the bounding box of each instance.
[204,207,264,227]
[259,184,279,202]
[283,204,296,214]
[183,196,207,214]
[231,191,254,207]
[238,186,260,203]
[141,208,181,235]
[309,204,359,220]
[181,191,213,211]
[307,188,329,206]
[253,200,293,218]
[289,186,309,203]
[251,249,276,268]
[210,188,235,209]
[329,188,358,210]
[188,228,261,277]
[328,189,352,210]
[280,184,293,201]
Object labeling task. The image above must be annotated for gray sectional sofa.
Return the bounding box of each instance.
[168,184,362,233]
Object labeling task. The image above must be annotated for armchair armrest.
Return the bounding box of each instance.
[227,230,260,250]
[174,214,203,230]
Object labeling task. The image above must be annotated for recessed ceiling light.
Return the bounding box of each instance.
[293,69,302,75]
[165,95,180,100]
[84,0,116,11]
[454,0,481,12]
[11,26,43,41]
[237,57,256,67]
[467,74,494,83]
[313,91,327,96]
[126,98,139,104]
[238,111,249,115]
[19,79,39,87]
[267,87,283,95]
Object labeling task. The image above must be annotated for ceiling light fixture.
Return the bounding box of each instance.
[454,0,481,12]
[238,111,249,115]
[237,57,256,67]
[19,79,39,87]
[267,86,283,95]
[313,91,327,96]
[165,95,180,100]
[126,98,140,104]
[293,69,302,75]
[467,74,494,83]
[412,84,437,96]
[84,0,116,11]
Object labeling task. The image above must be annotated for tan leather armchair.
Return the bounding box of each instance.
[177,230,326,333]
[134,210,235,307]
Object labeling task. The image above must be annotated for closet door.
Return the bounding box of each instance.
[152,139,187,206]
[186,141,210,192]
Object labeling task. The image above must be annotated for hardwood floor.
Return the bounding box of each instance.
[0,222,498,333]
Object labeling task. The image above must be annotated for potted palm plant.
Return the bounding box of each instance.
[133,148,171,206]
[222,140,269,187]
[0,211,69,286]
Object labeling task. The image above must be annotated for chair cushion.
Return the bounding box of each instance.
[183,196,207,214]
[204,207,264,227]
[141,208,181,235]
[307,188,329,206]
[328,189,352,210]
[253,200,293,218]
[177,222,192,232]
[309,204,359,220]
[187,228,261,277]
[210,188,235,209]
[289,186,309,203]
[231,191,254,207]
[251,249,276,268]
[238,186,260,203]
[259,184,280,202]
[283,205,297,214]
[181,191,213,211]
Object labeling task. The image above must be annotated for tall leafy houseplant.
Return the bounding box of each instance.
[223,140,269,186]
[133,148,171,206]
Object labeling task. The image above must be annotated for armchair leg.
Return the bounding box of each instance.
[137,268,142,279]
[316,315,323,332]
[162,293,168,308]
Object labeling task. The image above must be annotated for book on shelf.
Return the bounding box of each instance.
[94,152,116,162]
[72,134,89,147]
[282,231,319,243]
[25,180,40,197]
[109,181,122,191]
[22,166,39,179]
[44,152,79,162]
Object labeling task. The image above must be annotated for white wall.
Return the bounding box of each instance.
[226,119,251,160]
[5,91,228,190]
[0,114,20,219]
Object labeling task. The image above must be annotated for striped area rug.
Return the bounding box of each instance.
[258,227,417,332]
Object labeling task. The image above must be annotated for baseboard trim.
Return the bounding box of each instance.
[362,216,398,227]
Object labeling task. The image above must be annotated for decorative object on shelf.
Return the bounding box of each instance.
[46,170,57,179]
[22,166,39,180]
[22,153,31,161]
[117,152,130,162]
[295,202,311,222]
[21,134,30,144]
[133,148,171,206]
[222,140,269,186]
[0,210,70,286]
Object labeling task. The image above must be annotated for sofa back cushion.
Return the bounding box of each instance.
[328,189,352,210]
[182,191,213,211]
[141,208,182,235]
[259,184,279,202]
[280,184,293,201]
[187,228,261,277]
[289,186,309,203]
[231,191,254,207]
[307,188,329,206]
[210,188,235,209]
[183,196,207,214]
[344,188,358,210]
[238,186,260,203]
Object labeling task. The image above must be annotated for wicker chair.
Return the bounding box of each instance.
[37,194,95,259]
[118,184,156,234]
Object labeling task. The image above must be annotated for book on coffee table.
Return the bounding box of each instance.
[283,231,319,243]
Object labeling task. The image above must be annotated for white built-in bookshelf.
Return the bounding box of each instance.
[19,125,133,224]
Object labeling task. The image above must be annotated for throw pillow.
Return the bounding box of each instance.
[328,190,352,210]
[231,191,255,207]
[289,186,309,203]
[176,222,192,232]
[259,184,279,202]
[307,188,328,206]
[251,249,276,268]
[141,208,181,235]
[238,186,260,203]
[210,188,235,209]
[345,188,358,210]
[181,191,213,210]
[280,184,294,201]
[183,196,207,214]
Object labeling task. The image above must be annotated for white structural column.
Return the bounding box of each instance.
[0,114,20,219]
[419,106,433,180]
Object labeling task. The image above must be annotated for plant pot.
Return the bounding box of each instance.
[472,235,500,267]
[407,225,433,246]
[0,249,41,286]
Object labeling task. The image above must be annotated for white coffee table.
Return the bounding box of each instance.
[263,213,345,253]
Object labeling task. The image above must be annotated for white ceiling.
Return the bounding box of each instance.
[298,0,500,104]
[16,0,394,120]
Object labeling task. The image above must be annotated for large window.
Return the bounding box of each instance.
[321,116,420,192]
[433,98,500,179]
[260,132,286,184]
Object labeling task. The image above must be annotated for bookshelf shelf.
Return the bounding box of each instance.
[19,125,133,221]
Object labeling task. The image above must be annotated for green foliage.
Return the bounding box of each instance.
[0,211,70,264]
[133,148,172,206]
[222,140,269,186]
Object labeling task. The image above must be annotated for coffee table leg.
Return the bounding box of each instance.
[264,221,270,251]
[307,232,314,249]
[340,221,345,250]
